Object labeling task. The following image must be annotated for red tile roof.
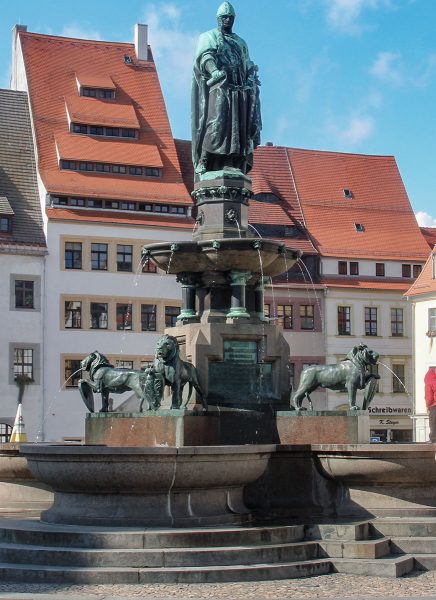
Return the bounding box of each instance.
[55,133,162,168]
[46,207,192,229]
[405,251,436,297]
[421,227,436,250]
[65,95,140,128]
[75,72,116,89]
[19,31,191,213]
[321,277,411,292]
[286,147,429,261]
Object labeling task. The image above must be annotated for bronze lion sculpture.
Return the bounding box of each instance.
[78,351,148,412]
[140,335,207,411]
[291,343,380,411]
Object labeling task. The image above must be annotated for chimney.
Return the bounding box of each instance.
[134,24,148,61]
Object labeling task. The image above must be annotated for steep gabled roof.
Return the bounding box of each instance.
[18,31,191,212]
[0,89,46,249]
[405,250,436,298]
[286,147,429,261]
[421,227,436,250]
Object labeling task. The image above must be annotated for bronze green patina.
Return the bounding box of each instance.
[291,344,380,412]
[139,335,207,412]
[78,351,148,413]
[192,1,262,176]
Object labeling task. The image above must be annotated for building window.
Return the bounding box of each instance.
[69,197,85,207]
[171,206,186,215]
[300,305,314,330]
[338,261,347,275]
[338,306,351,335]
[96,163,110,173]
[350,262,359,275]
[91,243,108,270]
[61,160,77,170]
[165,306,179,328]
[90,126,104,136]
[365,307,378,336]
[117,244,133,272]
[145,168,161,177]
[142,260,157,273]
[277,305,293,329]
[116,303,132,330]
[0,216,11,232]
[264,304,271,319]
[65,242,82,269]
[0,424,12,443]
[87,199,103,208]
[122,129,136,138]
[141,304,157,331]
[14,348,33,380]
[90,303,108,329]
[15,280,34,309]
[65,359,82,387]
[343,188,353,199]
[65,301,82,329]
[115,360,134,369]
[392,364,405,393]
[129,166,142,176]
[354,223,365,233]
[105,128,120,137]
[73,123,88,134]
[120,202,136,211]
[391,308,404,337]
[98,89,115,99]
[429,308,436,334]
[82,87,96,97]
[402,264,411,278]
[413,264,422,278]
[376,263,385,277]
[154,204,169,213]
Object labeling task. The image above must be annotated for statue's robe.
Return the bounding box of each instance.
[192,28,261,174]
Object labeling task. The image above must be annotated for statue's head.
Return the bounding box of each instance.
[217,2,235,32]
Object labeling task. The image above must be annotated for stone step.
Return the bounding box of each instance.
[305,521,371,541]
[391,537,436,555]
[0,520,305,549]
[0,540,320,568]
[371,519,436,538]
[0,559,333,584]
[319,537,391,559]
[411,554,436,571]
[332,555,415,578]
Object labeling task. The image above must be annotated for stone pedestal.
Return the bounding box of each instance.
[276,411,370,444]
[169,321,291,411]
[85,409,280,447]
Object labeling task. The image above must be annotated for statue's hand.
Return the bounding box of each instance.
[207,69,226,86]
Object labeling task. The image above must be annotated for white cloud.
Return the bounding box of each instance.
[60,25,102,41]
[143,3,198,92]
[327,114,375,145]
[416,211,436,227]
[324,0,389,35]
[370,51,403,85]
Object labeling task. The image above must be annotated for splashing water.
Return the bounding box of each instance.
[377,361,413,399]
[248,223,263,238]
[297,258,324,331]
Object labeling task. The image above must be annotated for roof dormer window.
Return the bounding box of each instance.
[354,223,365,233]
[343,188,353,199]
[0,215,12,233]
[0,196,14,233]
[81,87,115,100]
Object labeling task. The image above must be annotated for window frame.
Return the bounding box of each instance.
[65,242,82,270]
[364,306,378,336]
[338,305,351,336]
[165,306,180,328]
[91,243,108,271]
[14,279,34,309]
[116,244,133,272]
[392,363,406,393]
[90,302,109,330]
[300,304,315,330]
[141,304,157,332]
[390,308,404,337]
[116,303,133,330]
[64,300,82,329]
[375,262,385,277]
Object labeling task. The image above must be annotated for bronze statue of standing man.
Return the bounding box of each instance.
[192,2,262,178]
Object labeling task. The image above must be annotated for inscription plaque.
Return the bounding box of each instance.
[208,339,276,406]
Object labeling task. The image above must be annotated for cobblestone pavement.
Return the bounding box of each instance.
[2,572,436,599]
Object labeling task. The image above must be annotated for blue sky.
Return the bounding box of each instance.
[1,0,435,225]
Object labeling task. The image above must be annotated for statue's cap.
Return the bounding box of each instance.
[217,2,236,18]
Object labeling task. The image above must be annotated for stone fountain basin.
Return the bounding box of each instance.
[143,239,301,277]
[312,444,436,517]
[20,444,274,527]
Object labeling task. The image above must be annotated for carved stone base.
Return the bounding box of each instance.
[276,411,370,444]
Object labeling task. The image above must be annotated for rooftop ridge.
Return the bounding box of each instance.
[20,30,136,49]
[259,144,396,160]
